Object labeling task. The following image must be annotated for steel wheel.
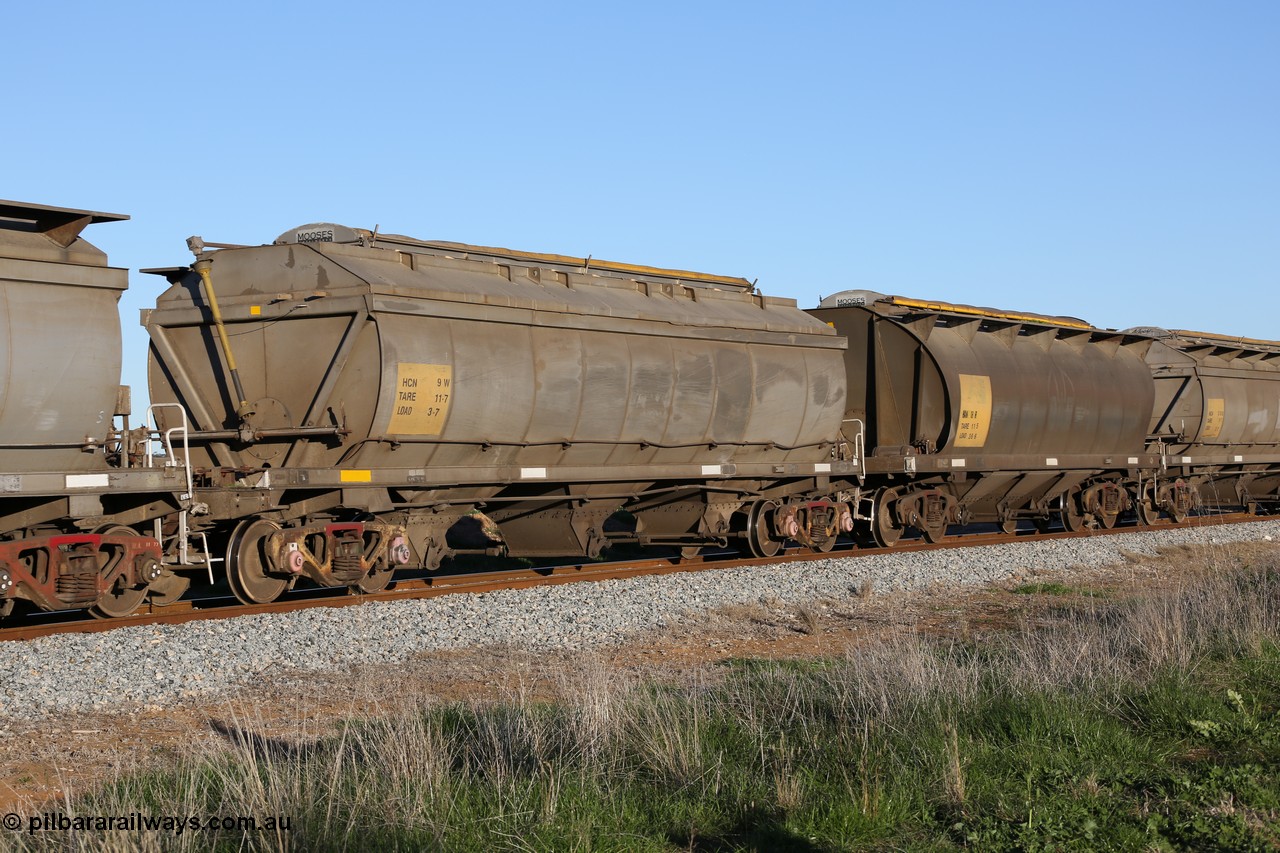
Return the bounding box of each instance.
[90,525,149,620]
[91,582,149,619]
[146,571,189,606]
[1000,519,1020,535]
[1137,493,1161,526]
[810,531,838,554]
[1060,488,1087,532]
[226,519,289,604]
[747,500,782,558]
[872,488,903,548]
[354,566,395,594]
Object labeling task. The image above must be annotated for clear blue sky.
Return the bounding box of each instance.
[4,1,1277,409]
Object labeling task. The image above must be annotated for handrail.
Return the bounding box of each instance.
[145,404,193,497]
[842,418,866,477]
[146,404,195,566]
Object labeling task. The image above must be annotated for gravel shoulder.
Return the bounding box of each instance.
[1,519,1277,809]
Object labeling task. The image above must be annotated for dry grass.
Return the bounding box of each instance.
[7,540,1279,850]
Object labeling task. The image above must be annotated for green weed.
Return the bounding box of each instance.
[8,551,1280,851]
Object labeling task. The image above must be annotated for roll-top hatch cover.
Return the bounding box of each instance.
[153,223,833,340]
[274,222,754,291]
[1127,326,1280,358]
[820,289,1094,330]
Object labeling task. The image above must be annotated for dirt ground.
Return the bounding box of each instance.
[1,539,1272,811]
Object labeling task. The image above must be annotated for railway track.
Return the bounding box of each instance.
[0,512,1264,643]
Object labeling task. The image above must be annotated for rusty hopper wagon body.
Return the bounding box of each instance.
[144,224,851,602]
[809,291,1166,541]
[3,195,1279,622]
[0,201,186,618]
[1131,326,1280,517]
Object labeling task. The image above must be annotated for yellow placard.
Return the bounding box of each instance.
[955,374,992,448]
[340,470,372,483]
[1202,397,1225,439]
[387,363,452,436]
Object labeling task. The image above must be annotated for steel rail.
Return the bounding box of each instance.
[0,512,1267,643]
